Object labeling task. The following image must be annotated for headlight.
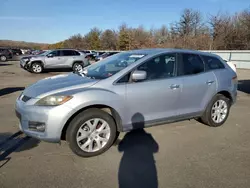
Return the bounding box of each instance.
[23,57,30,62]
[35,96,73,106]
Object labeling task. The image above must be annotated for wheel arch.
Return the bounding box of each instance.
[217,90,233,104]
[72,60,84,67]
[203,90,233,113]
[61,104,123,140]
[30,60,44,67]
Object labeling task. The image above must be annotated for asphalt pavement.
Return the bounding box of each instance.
[0,61,250,188]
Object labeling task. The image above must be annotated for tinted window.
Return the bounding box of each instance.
[137,53,176,81]
[181,53,204,75]
[74,51,80,56]
[62,50,75,56]
[49,50,60,56]
[202,55,225,70]
[117,73,131,83]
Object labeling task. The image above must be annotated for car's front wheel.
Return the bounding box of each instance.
[66,108,118,157]
[0,55,7,62]
[200,94,231,127]
[31,62,43,74]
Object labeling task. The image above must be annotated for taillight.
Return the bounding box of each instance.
[232,75,238,84]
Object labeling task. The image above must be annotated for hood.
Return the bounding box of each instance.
[22,55,41,59]
[23,73,99,98]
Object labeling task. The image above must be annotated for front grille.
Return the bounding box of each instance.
[22,95,31,102]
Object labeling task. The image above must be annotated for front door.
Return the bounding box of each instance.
[44,50,63,68]
[125,53,182,127]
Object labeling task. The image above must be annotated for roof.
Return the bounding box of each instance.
[126,48,220,58]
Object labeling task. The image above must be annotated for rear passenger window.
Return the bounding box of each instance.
[181,53,204,75]
[202,56,225,70]
[62,50,75,56]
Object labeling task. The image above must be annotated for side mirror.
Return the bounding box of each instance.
[131,70,147,82]
[47,54,54,58]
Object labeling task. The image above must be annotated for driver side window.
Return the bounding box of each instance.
[137,53,176,81]
[49,50,60,57]
[116,53,177,83]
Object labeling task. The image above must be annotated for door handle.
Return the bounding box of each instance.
[206,80,214,85]
[170,84,180,89]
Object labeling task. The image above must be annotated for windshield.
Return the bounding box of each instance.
[83,52,147,79]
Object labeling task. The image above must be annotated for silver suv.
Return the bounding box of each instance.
[15,49,237,157]
[20,49,90,73]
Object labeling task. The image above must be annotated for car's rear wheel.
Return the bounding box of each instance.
[200,94,231,127]
[72,62,83,72]
[0,55,7,62]
[66,108,118,157]
[31,62,43,74]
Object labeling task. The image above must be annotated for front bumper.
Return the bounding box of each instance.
[20,59,30,70]
[15,97,74,143]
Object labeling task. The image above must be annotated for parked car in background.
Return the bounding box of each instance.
[84,53,96,62]
[95,51,120,61]
[223,59,237,73]
[97,51,106,56]
[31,50,43,55]
[0,47,13,62]
[15,48,237,157]
[11,48,23,56]
[20,49,89,73]
[82,50,97,56]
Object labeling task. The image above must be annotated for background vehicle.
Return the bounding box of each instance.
[223,59,237,73]
[20,49,89,73]
[0,47,13,62]
[11,48,23,56]
[81,50,97,56]
[84,53,96,62]
[15,49,237,158]
[95,51,119,61]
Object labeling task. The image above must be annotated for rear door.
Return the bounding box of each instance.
[177,53,217,115]
[61,50,80,68]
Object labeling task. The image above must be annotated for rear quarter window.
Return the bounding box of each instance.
[202,55,225,71]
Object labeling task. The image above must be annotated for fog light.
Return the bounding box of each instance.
[28,121,46,132]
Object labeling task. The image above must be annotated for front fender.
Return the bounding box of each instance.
[62,88,126,130]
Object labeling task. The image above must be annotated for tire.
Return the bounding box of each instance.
[66,108,118,157]
[72,62,83,72]
[0,55,7,62]
[200,94,231,127]
[31,62,43,74]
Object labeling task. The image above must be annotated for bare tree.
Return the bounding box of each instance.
[100,29,118,50]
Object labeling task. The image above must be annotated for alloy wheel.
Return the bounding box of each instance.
[211,99,228,123]
[74,64,83,72]
[32,64,42,73]
[76,118,111,152]
[0,56,7,62]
